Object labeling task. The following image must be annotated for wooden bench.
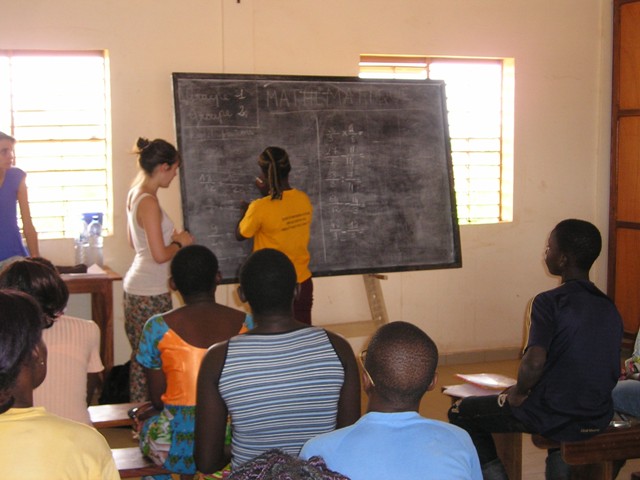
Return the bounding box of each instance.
[112,447,172,478]
[89,402,144,428]
[532,423,640,479]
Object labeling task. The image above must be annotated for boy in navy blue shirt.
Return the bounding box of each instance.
[449,219,623,480]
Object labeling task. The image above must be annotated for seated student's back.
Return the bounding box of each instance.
[300,321,482,480]
[195,249,361,474]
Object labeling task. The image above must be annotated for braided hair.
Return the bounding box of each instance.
[226,449,349,480]
[257,146,291,200]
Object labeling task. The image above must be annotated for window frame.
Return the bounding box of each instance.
[359,55,514,224]
[0,49,113,240]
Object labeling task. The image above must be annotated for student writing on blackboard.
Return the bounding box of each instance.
[235,146,314,324]
[123,137,194,402]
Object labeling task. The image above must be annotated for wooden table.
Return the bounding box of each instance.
[88,401,143,428]
[61,266,122,374]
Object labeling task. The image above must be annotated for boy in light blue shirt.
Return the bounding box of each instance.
[300,321,481,480]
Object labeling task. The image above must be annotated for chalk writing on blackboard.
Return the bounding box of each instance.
[173,73,461,283]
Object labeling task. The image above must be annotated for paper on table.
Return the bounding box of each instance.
[455,373,516,389]
[87,264,107,275]
[443,383,500,398]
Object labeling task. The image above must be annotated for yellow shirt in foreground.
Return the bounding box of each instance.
[0,407,119,479]
[239,189,312,282]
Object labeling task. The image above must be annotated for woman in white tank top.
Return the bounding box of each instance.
[123,137,194,402]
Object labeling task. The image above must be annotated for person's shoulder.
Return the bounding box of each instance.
[7,167,25,179]
[57,314,100,330]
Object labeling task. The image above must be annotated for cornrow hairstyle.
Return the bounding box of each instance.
[553,219,602,270]
[0,258,69,322]
[0,289,47,414]
[134,137,180,176]
[226,449,350,480]
[257,146,291,200]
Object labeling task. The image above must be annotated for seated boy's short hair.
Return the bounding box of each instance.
[554,219,601,270]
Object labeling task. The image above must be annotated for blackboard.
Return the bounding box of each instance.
[172,73,461,283]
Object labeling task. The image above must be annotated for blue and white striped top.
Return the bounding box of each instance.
[219,327,345,469]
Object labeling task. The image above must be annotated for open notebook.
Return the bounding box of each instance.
[443,373,516,398]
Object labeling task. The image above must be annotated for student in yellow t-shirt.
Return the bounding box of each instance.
[236,146,313,324]
[0,289,119,480]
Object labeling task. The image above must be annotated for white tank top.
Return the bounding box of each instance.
[123,192,175,296]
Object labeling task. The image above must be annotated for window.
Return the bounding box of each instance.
[360,55,514,224]
[0,50,112,239]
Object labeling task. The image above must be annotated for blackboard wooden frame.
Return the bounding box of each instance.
[173,73,461,283]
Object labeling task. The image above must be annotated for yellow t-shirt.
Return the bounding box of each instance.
[0,407,120,479]
[238,189,312,282]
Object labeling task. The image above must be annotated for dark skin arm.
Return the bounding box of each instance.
[130,368,165,429]
[506,345,547,407]
[195,342,231,473]
[235,201,250,241]
[326,331,362,425]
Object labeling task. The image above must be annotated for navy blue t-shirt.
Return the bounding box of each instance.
[511,280,622,441]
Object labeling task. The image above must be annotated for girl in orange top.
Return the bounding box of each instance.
[133,245,247,478]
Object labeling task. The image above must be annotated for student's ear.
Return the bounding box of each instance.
[294,283,301,300]
[169,277,177,292]
[427,372,438,392]
[215,270,222,286]
[362,370,374,392]
[237,285,247,303]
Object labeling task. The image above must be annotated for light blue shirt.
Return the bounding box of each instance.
[300,411,482,480]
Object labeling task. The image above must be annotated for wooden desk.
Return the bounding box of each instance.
[61,266,122,374]
[89,401,143,428]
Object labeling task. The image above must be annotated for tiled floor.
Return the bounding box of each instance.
[101,358,640,479]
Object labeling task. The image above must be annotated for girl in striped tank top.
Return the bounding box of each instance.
[195,249,361,475]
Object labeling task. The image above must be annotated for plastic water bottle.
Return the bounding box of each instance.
[86,215,104,267]
[74,218,89,265]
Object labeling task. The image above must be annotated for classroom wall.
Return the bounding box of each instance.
[2,0,614,364]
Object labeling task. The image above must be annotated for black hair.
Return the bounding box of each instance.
[0,289,47,411]
[553,219,602,270]
[365,321,438,405]
[239,249,296,315]
[170,245,219,297]
[257,146,292,200]
[134,137,180,176]
[0,258,69,322]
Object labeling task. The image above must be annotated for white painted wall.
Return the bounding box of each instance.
[2,0,613,364]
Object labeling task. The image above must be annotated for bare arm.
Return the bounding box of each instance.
[136,195,192,263]
[326,331,362,426]
[195,342,231,473]
[507,345,547,407]
[17,177,39,257]
[145,367,167,411]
